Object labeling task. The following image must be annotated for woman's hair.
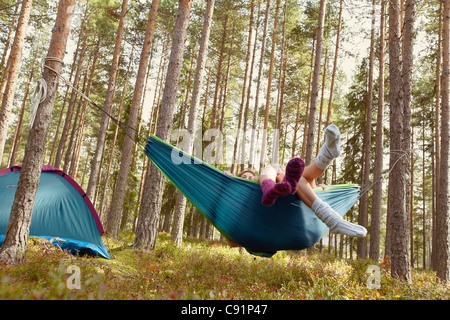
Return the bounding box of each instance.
[237,169,256,179]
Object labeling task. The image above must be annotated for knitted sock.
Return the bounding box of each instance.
[261,158,305,206]
[316,124,341,170]
[283,157,305,193]
[311,198,367,237]
[261,179,291,206]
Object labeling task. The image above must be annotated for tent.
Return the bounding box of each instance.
[0,165,109,259]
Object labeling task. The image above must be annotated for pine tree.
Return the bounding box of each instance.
[304,0,326,165]
[85,0,129,201]
[133,0,194,251]
[0,0,33,165]
[436,0,450,283]
[0,0,76,265]
[388,0,411,282]
[105,0,160,238]
[171,0,215,246]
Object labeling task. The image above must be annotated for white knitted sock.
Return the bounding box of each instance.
[311,198,367,237]
[315,124,341,170]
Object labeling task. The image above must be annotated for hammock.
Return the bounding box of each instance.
[144,135,360,257]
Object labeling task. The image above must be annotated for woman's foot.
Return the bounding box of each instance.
[316,124,341,170]
[312,198,367,237]
[261,158,305,206]
[283,157,305,193]
[261,179,291,206]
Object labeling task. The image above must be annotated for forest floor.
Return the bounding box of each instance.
[0,232,448,301]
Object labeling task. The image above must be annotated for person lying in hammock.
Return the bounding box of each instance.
[225,124,366,241]
[259,124,367,238]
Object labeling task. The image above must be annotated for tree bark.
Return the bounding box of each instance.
[231,0,254,174]
[402,0,415,269]
[53,35,87,169]
[86,0,129,201]
[133,0,193,251]
[0,0,76,265]
[422,113,427,269]
[273,1,288,166]
[260,0,280,170]
[432,0,444,271]
[8,50,39,167]
[105,0,160,238]
[369,0,386,262]
[436,0,450,283]
[241,1,260,172]
[249,0,270,169]
[69,37,101,178]
[305,0,326,165]
[0,0,33,166]
[388,0,411,282]
[171,0,215,246]
[48,24,83,166]
[0,3,19,75]
[301,39,315,159]
[403,0,415,271]
[99,34,136,217]
[325,0,342,127]
[358,0,376,259]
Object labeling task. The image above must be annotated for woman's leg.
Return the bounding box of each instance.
[260,157,305,206]
[296,124,367,237]
[296,162,324,208]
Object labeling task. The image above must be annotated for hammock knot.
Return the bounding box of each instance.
[29,78,48,127]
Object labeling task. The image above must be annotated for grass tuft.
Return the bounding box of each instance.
[0,233,448,300]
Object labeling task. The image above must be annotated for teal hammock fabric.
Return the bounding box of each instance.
[144,135,360,257]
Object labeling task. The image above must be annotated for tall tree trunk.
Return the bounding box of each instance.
[53,36,87,169]
[149,36,169,134]
[8,50,39,166]
[402,0,415,268]
[432,0,443,271]
[388,0,411,282]
[0,0,75,265]
[241,1,260,172]
[231,0,254,174]
[274,0,287,167]
[369,0,386,262]
[134,36,169,222]
[48,25,83,166]
[69,37,101,178]
[0,0,33,166]
[171,0,215,246]
[410,127,415,268]
[0,3,19,75]
[436,0,450,284]
[210,15,228,141]
[358,0,376,259]
[422,113,427,269]
[217,31,234,164]
[133,0,193,251]
[249,0,270,169]
[291,98,302,158]
[63,65,89,173]
[260,0,280,170]
[315,49,328,158]
[304,0,326,165]
[105,0,160,238]
[326,0,342,127]
[301,38,315,159]
[99,33,136,217]
[86,0,129,200]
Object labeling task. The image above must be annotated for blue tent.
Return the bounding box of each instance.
[0,165,109,259]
